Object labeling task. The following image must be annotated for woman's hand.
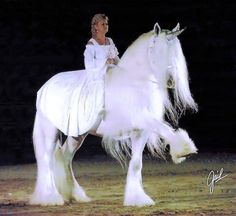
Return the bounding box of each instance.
[106,58,115,65]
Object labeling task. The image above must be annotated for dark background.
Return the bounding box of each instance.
[0,0,235,165]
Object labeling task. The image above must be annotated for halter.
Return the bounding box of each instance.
[147,33,158,73]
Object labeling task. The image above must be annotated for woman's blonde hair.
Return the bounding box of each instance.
[91,13,108,38]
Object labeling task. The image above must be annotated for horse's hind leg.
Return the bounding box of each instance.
[54,134,91,202]
[124,130,155,207]
[30,111,64,205]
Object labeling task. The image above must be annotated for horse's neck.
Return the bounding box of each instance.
[118,35,152,79]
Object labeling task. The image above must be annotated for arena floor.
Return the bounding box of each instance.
[0,153,235,216]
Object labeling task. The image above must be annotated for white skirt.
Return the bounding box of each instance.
[37,69,104,136]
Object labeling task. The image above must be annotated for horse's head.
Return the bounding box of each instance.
[118,22,197,122]
[148,22,186,73]
[149,22,198,119]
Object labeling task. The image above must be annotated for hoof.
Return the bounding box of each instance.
[73,194,91,203]
[72,187,91,203]
[171,156,186,164]
[29,192,64,206]
[124,193,155,207]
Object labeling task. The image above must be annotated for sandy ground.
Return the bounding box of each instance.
[0,153,235,216]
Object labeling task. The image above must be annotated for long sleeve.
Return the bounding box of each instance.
[83,45,96,70]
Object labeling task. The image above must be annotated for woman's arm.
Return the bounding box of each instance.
[83,43,96,70]
[107,38,120,65]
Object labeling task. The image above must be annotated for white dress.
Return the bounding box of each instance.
[36,37,119,136]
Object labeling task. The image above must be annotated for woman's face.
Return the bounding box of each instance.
[95,19,109,34]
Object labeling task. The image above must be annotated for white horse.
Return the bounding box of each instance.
[30,22,198,207]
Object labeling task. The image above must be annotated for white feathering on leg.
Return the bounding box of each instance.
[169,129,198,164]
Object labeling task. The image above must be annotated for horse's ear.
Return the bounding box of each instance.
[172,23,180,32]
[153,22,161,35]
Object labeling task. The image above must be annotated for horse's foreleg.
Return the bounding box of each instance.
[124,131,155,207]
[54,134,91,202]
[30,111,64,205]
[153,120,197,163]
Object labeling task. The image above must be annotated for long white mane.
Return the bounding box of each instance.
[124,24,197,117]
